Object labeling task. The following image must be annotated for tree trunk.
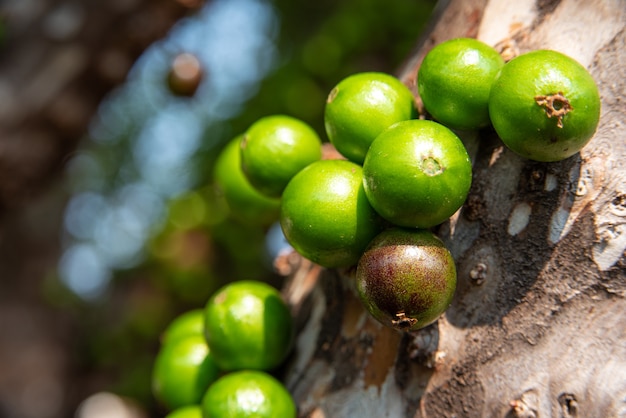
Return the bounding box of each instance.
[281,1,626,417]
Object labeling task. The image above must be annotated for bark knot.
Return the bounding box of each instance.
[469,262,488,285]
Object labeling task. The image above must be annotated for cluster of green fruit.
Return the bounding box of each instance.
[214,37,600,334]
[418,37,601,162]
[152,280,296,418]
[216,79,466,332]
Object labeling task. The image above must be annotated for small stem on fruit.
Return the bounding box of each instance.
[421,156,443,176]
[327,87,338,104]
[534,92,573,128]
[495,38,519,62]
[392,311,417,330]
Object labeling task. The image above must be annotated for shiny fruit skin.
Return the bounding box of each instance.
[324,72,417,164]
[362,119,472,228]
[418,37,504,130]
[203,280,294,372]
[161,309,205,346]
[152,334,220,410]
[488,49,601,162]
[201,370,296,418]
[280,159,384,268]
[240,115,322,198]
[356,228,457,332]
[214,135,281,226]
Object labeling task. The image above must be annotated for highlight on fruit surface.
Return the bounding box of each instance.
[356,227,457,332]
[201,370,296,418]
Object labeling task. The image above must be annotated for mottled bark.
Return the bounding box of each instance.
[281,1,626,417]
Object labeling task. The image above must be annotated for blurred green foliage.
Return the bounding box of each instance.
[229,0,435,140]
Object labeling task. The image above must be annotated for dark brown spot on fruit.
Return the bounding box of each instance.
[534,92,572,128]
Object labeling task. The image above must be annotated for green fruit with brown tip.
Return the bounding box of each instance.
[488,49,601,162]
[362,119,472,229]
[356,228,457,332]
